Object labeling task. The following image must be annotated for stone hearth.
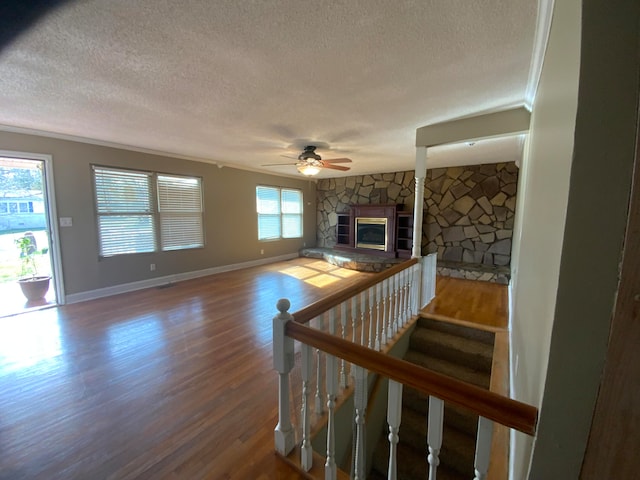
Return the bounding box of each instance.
[300,247,405,273]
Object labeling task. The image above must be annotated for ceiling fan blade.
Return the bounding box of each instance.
[323,157,352,164]
[280,154,299,160]
[261,162,298,166]
[321,164,351,171]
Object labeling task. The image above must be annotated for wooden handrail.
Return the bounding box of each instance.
[286,321,538,435]
[291,257,419,324]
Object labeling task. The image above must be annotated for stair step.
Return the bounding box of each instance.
[403,387,479,437]
[404,350,491,389]
[418,316,495,346]
[409,327,494,373]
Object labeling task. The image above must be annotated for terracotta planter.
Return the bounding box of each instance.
[18,276,51,301]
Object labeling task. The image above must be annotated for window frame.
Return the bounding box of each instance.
[92,165,204,258]
[256,185,303,241]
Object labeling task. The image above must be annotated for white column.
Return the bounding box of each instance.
[273,298,295,456]
[412,146,428,258]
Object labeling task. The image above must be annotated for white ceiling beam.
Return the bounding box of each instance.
[415,106,531,148]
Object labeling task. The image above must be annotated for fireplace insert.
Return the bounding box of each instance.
[355,217,387,251]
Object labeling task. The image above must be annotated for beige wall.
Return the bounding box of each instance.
[508,0,581,477]
[0,131,316,297]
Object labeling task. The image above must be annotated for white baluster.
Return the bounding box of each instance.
[273,299,295,456]
[411,263,420,316]
[387,380,403,480]
[360,291,367,347]
[398,270,406,327]
[315,315,325,414]
[386,277,394,341]
[406,266,413,320]
[353,365,368,480]
[427,396,444,480]
[367,287,374,349]
[350,296,358,378]
[339,302,348,389]
[394,272,401,333]
[381,278,388,346]
[404,269,411,325]
[473,416,494,480]
[301,343,313,471]
[325,308,338,480]
[406,266,413,318]
[375,282,382,350]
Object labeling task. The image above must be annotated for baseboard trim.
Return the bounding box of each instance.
[65,253,299,304]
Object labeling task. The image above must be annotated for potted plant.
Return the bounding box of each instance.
[15,234,50,301]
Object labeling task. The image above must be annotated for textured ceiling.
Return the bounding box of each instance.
[0,1,538,178]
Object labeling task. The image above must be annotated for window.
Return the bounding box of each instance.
[157,174,204,251]
[93,166,203,257]
[256,186,303,240]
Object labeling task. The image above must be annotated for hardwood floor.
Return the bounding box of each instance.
[0,258,371,480]
[0,260,510,480]
[422,276,509,330]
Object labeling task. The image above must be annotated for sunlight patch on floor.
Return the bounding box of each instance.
[0,310,62,372]
[279,261,358,288]
[304,273,341,288]
[278,266,321,280]
[329,268,359,278]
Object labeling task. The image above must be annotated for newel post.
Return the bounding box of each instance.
[273,298,295,456]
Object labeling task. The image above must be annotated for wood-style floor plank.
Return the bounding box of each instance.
[0,258,371,480]
[0,263,511,479]
[422,276,509,330]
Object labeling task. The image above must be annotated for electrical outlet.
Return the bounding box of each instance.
[150,263,156,271]
[260,249,264,255]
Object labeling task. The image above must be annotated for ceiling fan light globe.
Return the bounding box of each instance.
[297,165,320,176]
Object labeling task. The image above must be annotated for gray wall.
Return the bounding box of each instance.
[529,0,639,478]
[508,0,581,476]
[0,131,316,296]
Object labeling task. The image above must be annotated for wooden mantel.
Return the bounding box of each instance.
[334,204,413,258]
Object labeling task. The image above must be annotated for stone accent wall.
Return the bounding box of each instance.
[316,172,415,247]
[316,162,518,273]
[423,162,518,267]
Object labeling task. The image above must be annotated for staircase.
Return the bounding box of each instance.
[370,315,495,479]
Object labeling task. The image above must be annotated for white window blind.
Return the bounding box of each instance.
[93,166,204,257]
[94,167,156,256]
[256,186,303,240]
[281,188,302,238]
[157,175,204,251]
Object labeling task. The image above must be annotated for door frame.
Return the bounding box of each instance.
[0,149,65,305]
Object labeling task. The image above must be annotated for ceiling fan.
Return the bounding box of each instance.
[262,145,352,176]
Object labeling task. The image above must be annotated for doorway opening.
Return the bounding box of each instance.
[0,155,59,317]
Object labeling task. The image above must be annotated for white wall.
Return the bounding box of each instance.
[508,0,581,477]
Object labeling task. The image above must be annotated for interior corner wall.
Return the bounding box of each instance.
[528,0,640,478]
[0,131,316,297]
[508,0,581,478]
